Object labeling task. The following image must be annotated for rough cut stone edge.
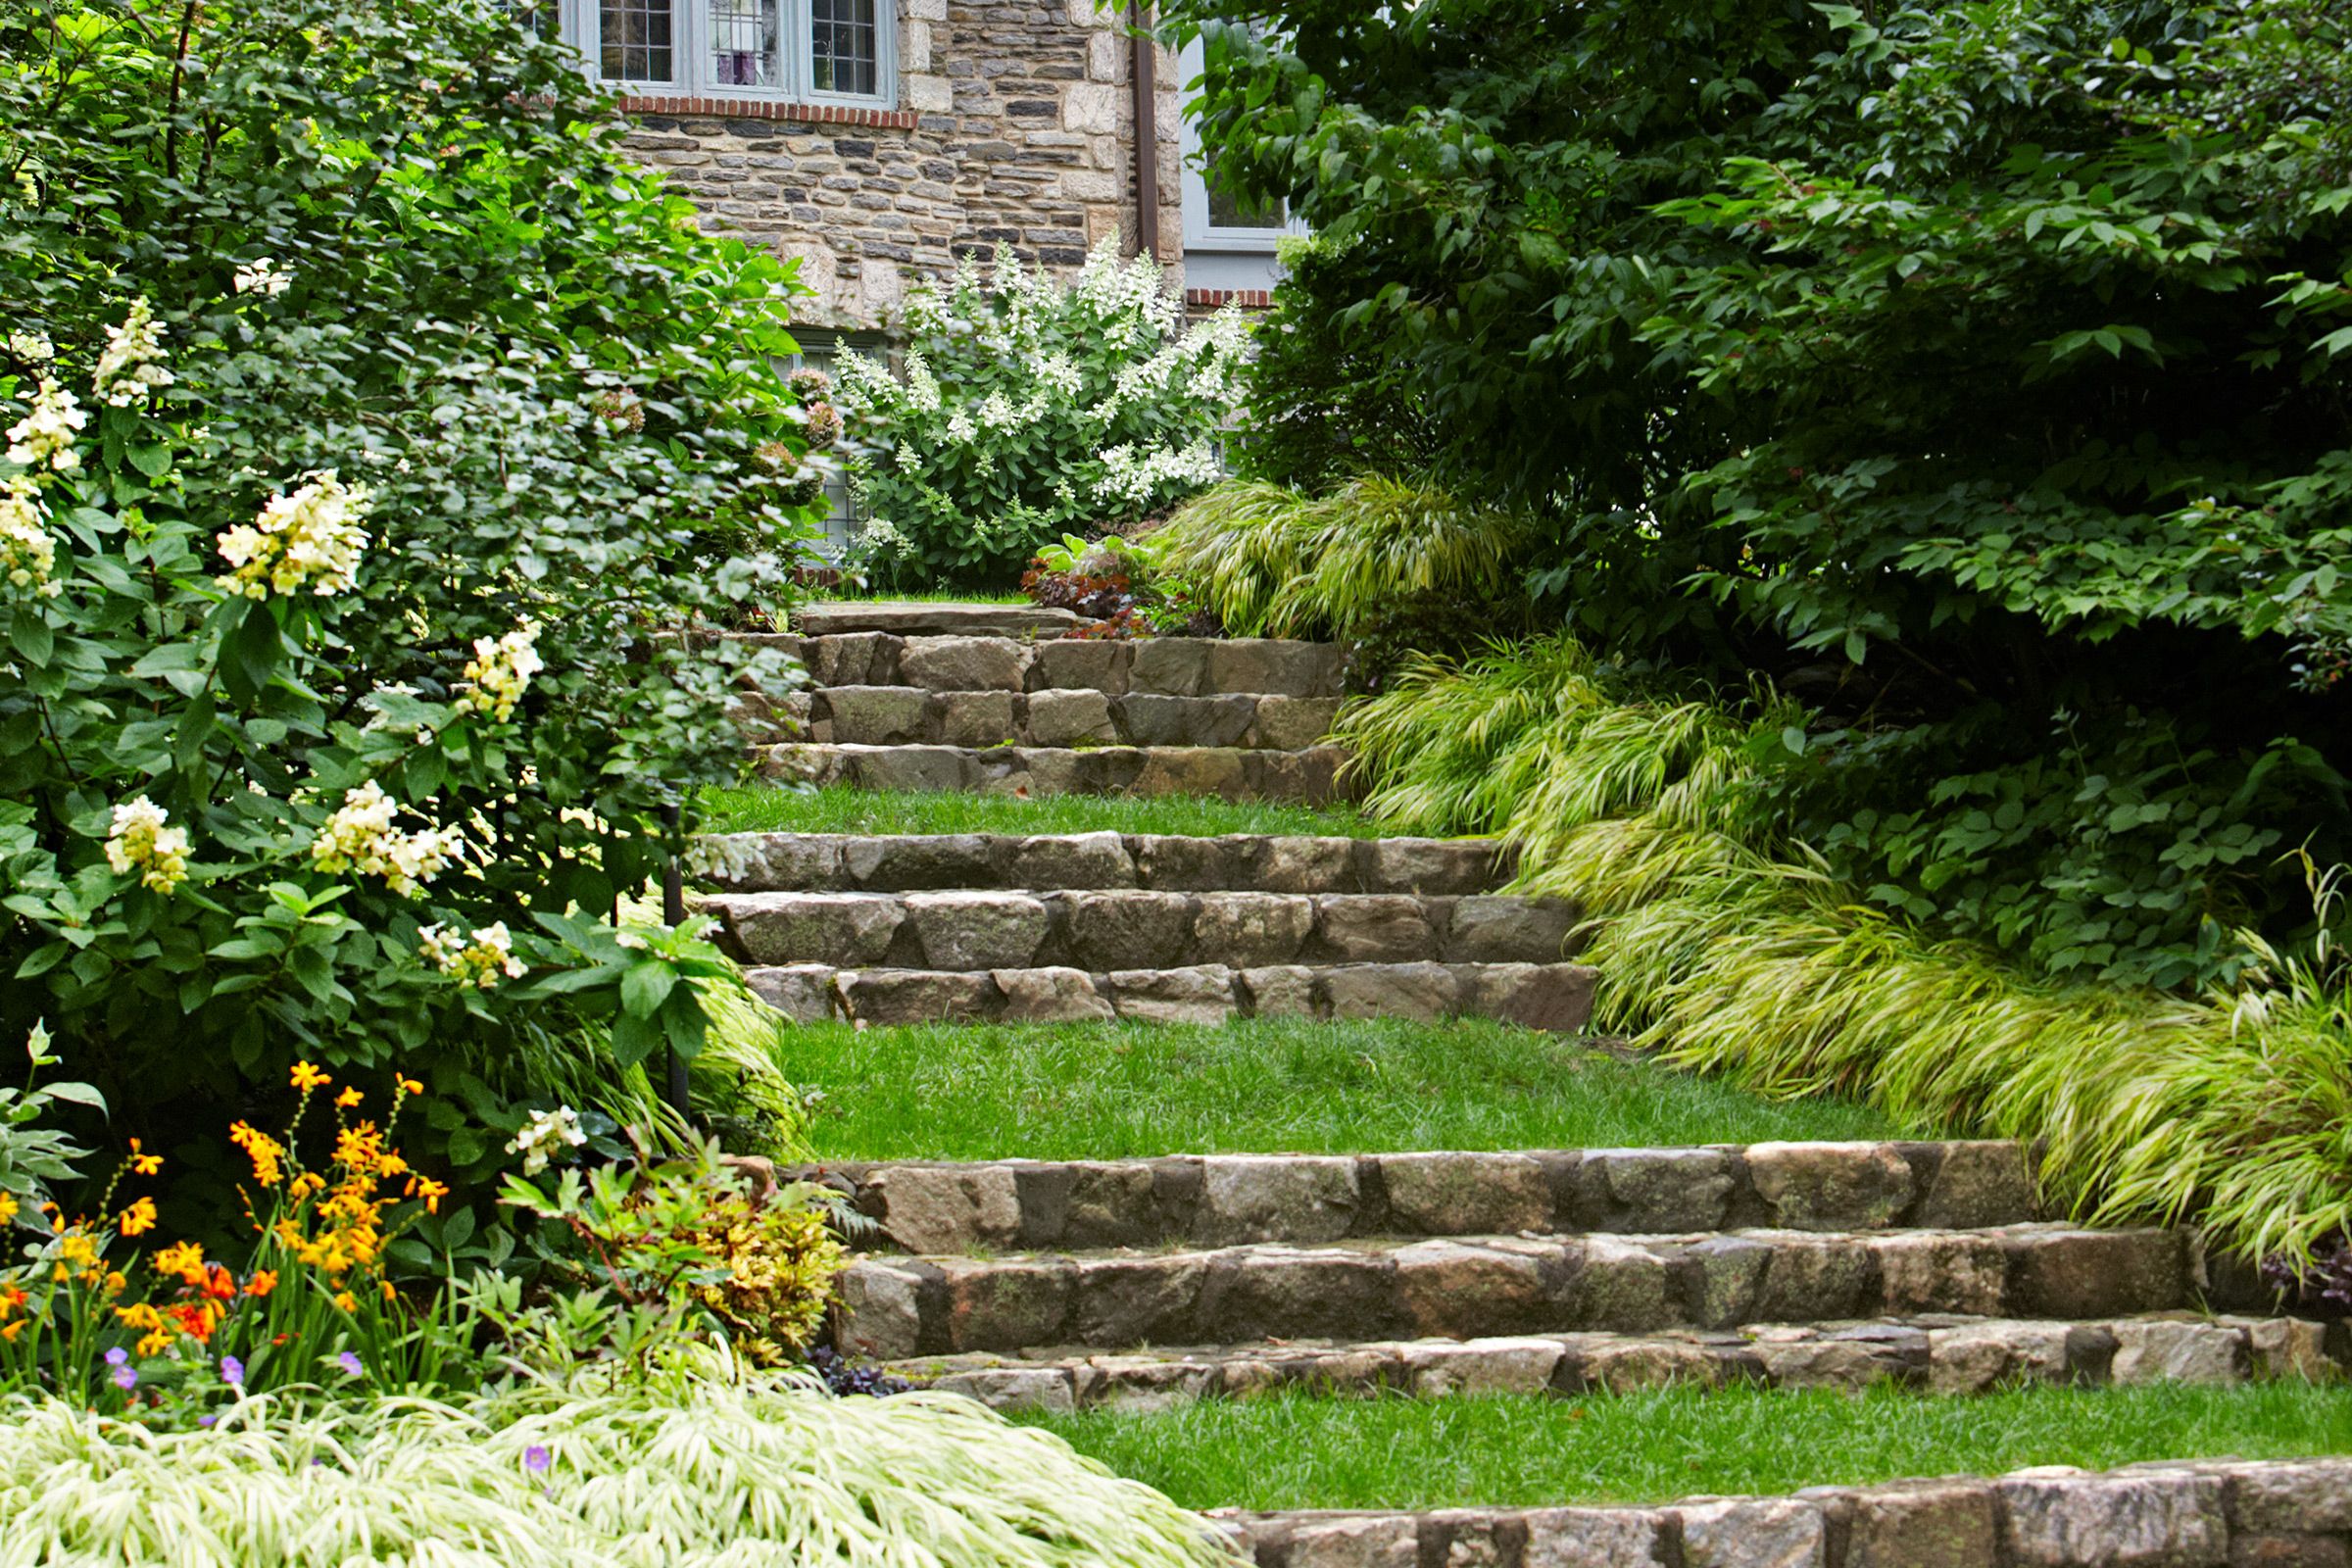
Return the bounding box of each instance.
[1207,1456,2352,1568]
[790,603,1082,638]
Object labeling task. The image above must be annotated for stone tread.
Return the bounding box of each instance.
[789,603,1086,639]
[797,1143,2042,1255]
[692,831,1511,896]
[751,742,1354,805]
[726,629,1346,697]
[1211,1457,2352,1568]
[737,686,1345,751]
[888,1312,2347,1412]
[705,889,1583,971]
[832,1224,2201,1359]
[744,959,1597,1032]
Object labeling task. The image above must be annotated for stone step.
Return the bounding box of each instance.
[833,1225,2200,1359]
[706,889,1582,972]
[692,831,1511,897]
[737,687,1346,751]
[790,1144,2039,1255]
[744,960,1597,1032]
[1211,1457,2352,1568]
[751,742,1354,805]
[723,630,1345,697]
[889,1312,2345,1413]
[790,602,1086,639]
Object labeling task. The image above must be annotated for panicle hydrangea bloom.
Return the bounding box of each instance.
[92,297,173,408]
[0,479,60,598]
[507,1104,587,1176]
[232,259,293,297]
[1093,440,1226,509]
[7,330,52,365]
[310,781,466,898]
[216,471,372,600]
[453,621,543,722]
[6,377,85,473]
[418,921,526,988]
[105,796,191,895]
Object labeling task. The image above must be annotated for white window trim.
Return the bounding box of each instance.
[1177,36,1304,254]
[561,0,898,109]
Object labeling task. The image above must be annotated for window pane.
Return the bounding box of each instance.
[1206,172,1285,231]
[501,0,561,39]
[711,0,780,88]
[601,0,674,82]
[809,0,878,98]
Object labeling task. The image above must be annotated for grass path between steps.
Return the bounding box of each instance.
[775,1017,1890,1160]
[702,785,1388,840]
[1014,1384,2352,1511]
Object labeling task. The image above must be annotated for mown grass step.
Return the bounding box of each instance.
[725,629,1345,697]
[745,960,1595,1031]
[738,687,1345,751]
[751,743,1353,805]
[834,1225,2198,1359]
[707,889,1580,971]
[698,785,1385,842]
[893,1312,2344,1412]
[693,829,1503,896]
[790,602,1085,638]
[796,1144,2037,1255]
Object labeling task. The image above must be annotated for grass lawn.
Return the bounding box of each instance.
[1013,1384,2352,1510]
[701,785,1390,841]
[774,1016,1892,1161]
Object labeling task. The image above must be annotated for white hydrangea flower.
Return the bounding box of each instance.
[903,352,942,415]
[976,391,1017,430]
[232,259,293,297]
[507,1103,587,1176]
[6,377,85,472]
[1037,353,1083,402]
[419,920,527,989]
[216,470,372,600]
[91,297,173,408]
[104,796,190,895]
[945,408,977,446]
[7,330,52,365]
[1093,439,1227,508]
[0,479,60,598]
[453,620,543,722]
[310,780,467,898]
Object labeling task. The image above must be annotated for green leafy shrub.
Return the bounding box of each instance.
[834,243,1250,588]
[0,0,826,1203]
[0,1373,1228,1567]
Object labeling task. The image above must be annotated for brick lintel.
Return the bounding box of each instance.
[1185,288,1277,310]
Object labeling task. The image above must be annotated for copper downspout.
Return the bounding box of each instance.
[1129,4,1159,261]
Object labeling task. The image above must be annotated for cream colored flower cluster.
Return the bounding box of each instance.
[216,471,372,600]
[7,330,52,365]
[310,781,467,898]
[92,297,173,408]
[418,920,526,989]
[454,621,544,722]
[0,480,59,598]
[507,1104,586,1176]
[105,797,191,895]
[233,260,293,298]
[6,377,85,473]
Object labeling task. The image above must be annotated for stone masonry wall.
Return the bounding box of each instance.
[620,1,1186,331]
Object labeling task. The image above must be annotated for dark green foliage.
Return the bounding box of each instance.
[1163,0,2352,987]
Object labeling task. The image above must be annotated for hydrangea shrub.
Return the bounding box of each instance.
[834,242,1250,587]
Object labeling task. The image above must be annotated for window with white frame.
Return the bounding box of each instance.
[534,0,896,107]
[1178,32,1304,253]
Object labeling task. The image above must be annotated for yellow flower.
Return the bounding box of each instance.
[153,1241,205,1281]
[334,1087,364,1109]
[0,1193,17,1226]
[332,1290,356,1313]
[0,1320,23,1342]
[104,1270,126,1296]
[244,1270,277,1298]
[117,1198,157,1238]
[380,1279,397,1303]
[127,1137,163,1177]
[397,1075,423,1098]
[59,1232,98,1270]
[289,1060,330,1093]
[408,1177,449,1215]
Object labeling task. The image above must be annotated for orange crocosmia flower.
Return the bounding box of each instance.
[0,1320,22,1342]
[397,1076,423,1098]
[380,1280,398,1303]
[127,1138,163,1177]
[408,1177,450,1215]
[334,1087,364,1110]
[244,1270,279,1298]
[152,1241,205,1280]
[289,1061,331,1093]
[332,1291,357,1313]
[167,1300,220,1343]
[201,1264,238,1301]
[0,1193,17,1227]
[104,1271,127,1297]
[116,1199,157,1238]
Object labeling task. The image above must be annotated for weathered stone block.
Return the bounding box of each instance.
[1873,1232,2009,1316]
[1446,896,1583,963]
[1071,1253,1208,1346]
[1025,687,1116,745]
[1677,1497,1827,1568]
[896,633,1033,692]
[1259,835,1358,893]
[1463,962,1597,1032]
[1907,1140,2039,1228]
[1574,1236,1677,1331]
[1008,830,1135,889]
[1316,897,1436,962]
[743,963,837,1022]
[928,1365,1076,1414]
[1107,964,1237,1025]
[1135,746,1249,800]
[935,1256,1073,1352]
[937,690,1019,747]
[1205,638,1343,698]
[904,890,1051,969]
[2230,1457,2352,1533]
[1583,1148,1734,1233]
[1378,1152,1553,1237]
[820,684,935,744]
[2005,1229,2189,1318]
[1926,1320,2073,1394]
[834,1261,926,1358]
[868,1165,1022,1254]
[1402,1337,1566,1397]
[1059,890,1196,970]
[1745,1143,1915,1232]
[691,831,845,893]
[1396,1239,1557,1338]
[1128,637,1209,696]
[843,744,973,793]
[993,965,1115,1023]
[1199,1154,1361,1245]
[1194,892,1316,965]
[1277,1515,1417,1568]
[845,833,995,891]
[1241,964,1321,1018]
[834,967,996,1025]
[1119,693,1255,748]
[1363,838,1506,895]
[1520,1507,1670,1568]
[1034,638,1126,694]
[1997,1471,2229,1567]
[2110,1320,2251,1386]
[1323,962,1458,1022]
[1198,1247,1402,1343]
[1249,695,1346,750]
[1841,1479,2000,1568]
[716,892,903,966]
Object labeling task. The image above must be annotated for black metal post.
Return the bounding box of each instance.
[662,801,692,1120]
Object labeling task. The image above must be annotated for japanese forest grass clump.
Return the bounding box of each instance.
[0,1373,1227,1568]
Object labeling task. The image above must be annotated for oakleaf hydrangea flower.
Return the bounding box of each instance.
[7,330,52,365]
[105,796,191,895]
[92,297,173,408]
[216,471,371,600]
[507,1104,587,1176]
[0,479,60,598]
[5,377,85,472]
[418,921,526,988]
[309,781,466,898]
[232,259,292,297]
[453,621,542,722]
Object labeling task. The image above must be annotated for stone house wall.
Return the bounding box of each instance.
[618,1,1186,333]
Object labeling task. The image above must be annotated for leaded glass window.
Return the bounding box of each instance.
[600,0,675,82]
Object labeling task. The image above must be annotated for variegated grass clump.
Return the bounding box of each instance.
[0,1375,1229,1567]
[1338,634,2352,1269]
[1158,475,1531,639]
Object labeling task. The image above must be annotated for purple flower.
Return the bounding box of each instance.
[104,1348,128,1367]
[523,1445,551,1474]
[198,1415,218,1427]
[110,1364,138,1392]
[336,1350,363,1378]
[220,1355,245,1388]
